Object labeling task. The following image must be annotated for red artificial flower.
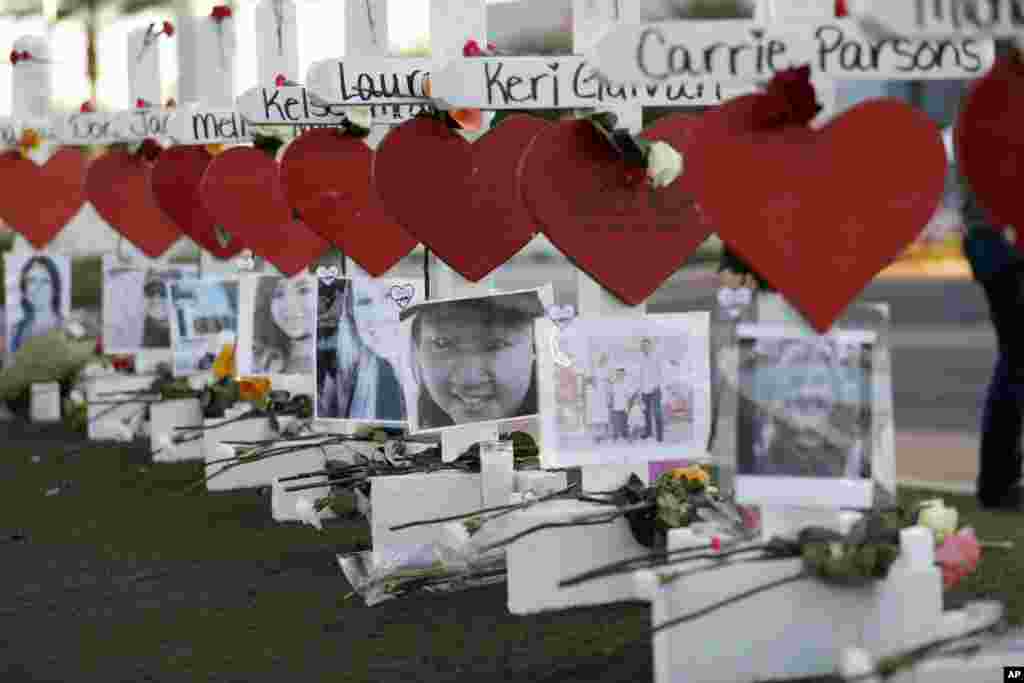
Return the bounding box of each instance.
[750,64,821,130]
[835,0,847,17]
[137,138,162,162]
[711,537,722,552]
[136,98,150,109]
[79,100,95,113]
[94,336,104,356]
[162,20,175,37]
[210,5,232,21]
[9,49,30,65]
[274,73,287,88]
[463,39,483,57]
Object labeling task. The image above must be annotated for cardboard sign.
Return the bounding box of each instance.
[305,57,432,106]
[848,0,1024,38]
[429,55,753,109]
[236,85,351,125]
[589,18,995,87]
[55,109,172,145]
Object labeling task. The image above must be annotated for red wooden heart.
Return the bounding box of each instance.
[690,99,946,332]
[199,147,330,277]
[520,115,710,305]
[151,146,244,260]
[85,149,183,259]
[0,148,87,250]
[279,129,417,276]
[372,114,550,282]
[956,53,1024,252]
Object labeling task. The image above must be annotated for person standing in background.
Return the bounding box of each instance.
[961,181,1024,510]
[638,337,667,442]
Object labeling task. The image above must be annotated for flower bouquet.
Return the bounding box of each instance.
[0,324,101,420]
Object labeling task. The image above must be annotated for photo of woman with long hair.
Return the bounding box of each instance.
[317,277,409,422]
[250,275,317,375]
[6,253,69,355]
[402,290,545,431]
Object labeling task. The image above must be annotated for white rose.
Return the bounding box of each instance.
[646,141,684,189]
[294,497,323,531]
[114,423,135,442]
[156,434,174,455]
[343,108,372,131]
[918,500,958,544]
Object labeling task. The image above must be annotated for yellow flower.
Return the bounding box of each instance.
[18,128,41,156]
[205,144,225,157]
[670,465,710,486]
[211,344,236,380]
[237,376,271,403]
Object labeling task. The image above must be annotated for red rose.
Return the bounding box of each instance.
[462,40,482,57]
[275,73,287,88]
[162,20,175,37]
[835,0,847,17]
[136,98,150,109]
[94,336,103,355]
[80,100,95,113]
[211,5,232,20]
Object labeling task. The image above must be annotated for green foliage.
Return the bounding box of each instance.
[0,330,97,401]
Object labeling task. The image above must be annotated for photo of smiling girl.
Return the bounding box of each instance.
[315,277,422,423]
[400,290,547,433]
[236,274,317,376]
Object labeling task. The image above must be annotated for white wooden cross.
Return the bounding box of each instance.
[588,2,995,88]
[8,35,55,258]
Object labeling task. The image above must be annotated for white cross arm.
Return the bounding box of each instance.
[847,0,1024,39]
[54,108,173,145]
[589,18,995,87]
[305,57,432,106]
[236,85,351,125]
[428,55,754,110]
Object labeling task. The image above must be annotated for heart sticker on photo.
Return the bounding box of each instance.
[387,283,416,309]
[200,147,331,277]
[85,149,183,259]
[546,304,576,328]
[151,146,244,260]
[956,53,1024,254]
[521,115,710,306]
[690,99,946,332]
[0,148,87,250]
[280,129,418,276]
[316,264,340,285]
[373,114,551,282]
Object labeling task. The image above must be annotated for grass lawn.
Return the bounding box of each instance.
[1,421,1020,683]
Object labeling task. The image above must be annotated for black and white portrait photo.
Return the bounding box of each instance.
[235,274,317,376]
[101,256,199,354]
[539,313,711,468]
[400,288,548,433]
[5,252,71,356]
[168,277,240,376]
[735,333,874,481]
[315,276,422,423]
